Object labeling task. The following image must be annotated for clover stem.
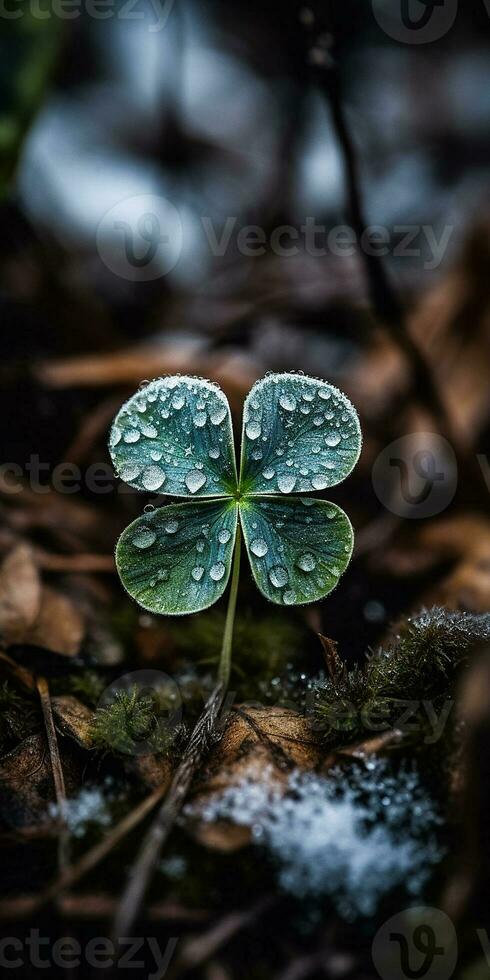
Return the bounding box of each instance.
[218,522,242,688]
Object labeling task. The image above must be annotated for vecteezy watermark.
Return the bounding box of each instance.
[372,433,458,519]
[306,697,454,745]
[3,446,490,516]
[0,0,175,31]
[371,0,459,44]
[372,907,458,980]
[0,932,178,977]
[96,195,183,282]
[95,194,454,281]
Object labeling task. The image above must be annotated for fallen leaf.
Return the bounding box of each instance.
[187,705,324,851]
[22,585,85,657]
[0,544,41,646]
[51,696,95,749]
[0,733,80,829]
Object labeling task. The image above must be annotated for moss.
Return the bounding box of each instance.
[91,687,178,757]
[313,607,490,747]
[68,670,107,707]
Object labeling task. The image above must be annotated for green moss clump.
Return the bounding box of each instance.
[68,670,107,707]
[312,607,490,747]
[91,687,178,757]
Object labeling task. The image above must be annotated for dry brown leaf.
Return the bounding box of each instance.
[0,544,41,646]
[0,733,80,829]
[188,707,406,852]
[51,695,95,748]
[124,754,173,792]
[187,705,324,851]
[22,585,85,657]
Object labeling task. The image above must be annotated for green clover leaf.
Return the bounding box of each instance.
[110,373,361,615]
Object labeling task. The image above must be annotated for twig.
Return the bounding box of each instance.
[36,676,66,808]
[168,897,275,978]
[0,893,209,923]
[112,681,227,941]
[36,675,71,888]
[19,783,168,915]
[311,50,459,449]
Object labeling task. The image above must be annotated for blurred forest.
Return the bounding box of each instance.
[1,2,490,978]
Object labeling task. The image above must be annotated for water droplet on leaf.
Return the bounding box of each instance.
[132,528,156,549]
[277,473,297,493]
[250,538,268,557]
[210,562,225,582]
[269,566,288,588]
[297,553,316,572]
[142,466,166,491]
[185,470,207,494]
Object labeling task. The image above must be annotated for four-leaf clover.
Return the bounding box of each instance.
[109,373,361,615]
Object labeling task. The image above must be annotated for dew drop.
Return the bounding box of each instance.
[297,553,316,572]
[142,465,166,491]
[302,391,315,402]
[158,569,169,581]
[141,423,158,439]
[250,538,268,557]
[312,416,323,427]
[318,388,331,401]
[185,470,207,494]
[251,448,263,461]
[283,589,296,605]
[209,405,227,426]
[150,450,163,462]
[269,566,288,588]
[325,432,341,447]
[164,519,179,534]
[208,447,220,459]
[262,467,275,480]
[194,412,207,428]
[218,529,232,545]
[111,427,122,447]
[279,393,296,412]
[210,562,225,582]
[246,420,262,441]
[191,566,204,582]
[124,429,140,444]
[196,539,205,553]
[132,528,156,549]
[120,462,142,482]
[277,473,297,493]
[171,394,185,410]
[311,474,329,490]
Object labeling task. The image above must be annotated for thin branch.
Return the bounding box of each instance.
[36,675,70,879]
[168,897,275,978]
[314,57,459,449]
[21,783,168,915]
[111,681,227,941]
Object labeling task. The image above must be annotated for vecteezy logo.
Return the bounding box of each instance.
[372,0,458,43]
[372,432,457,518]
[114,212,169,269]
[372,907,458,980]
[96,670,182,756]
[96,194,183,281]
